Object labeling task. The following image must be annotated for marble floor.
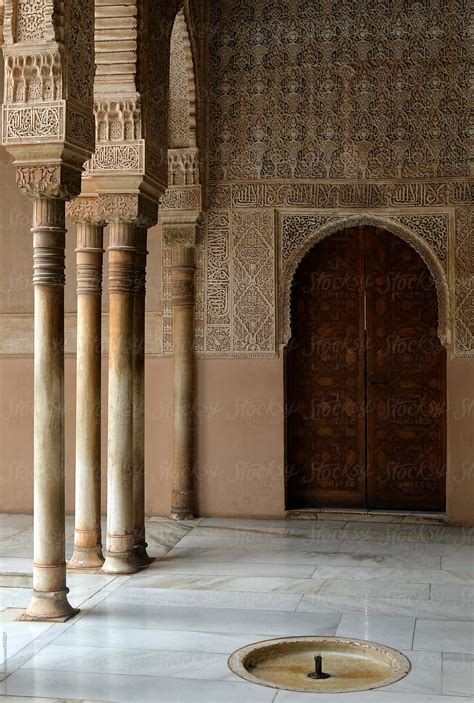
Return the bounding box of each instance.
[0,514,473,702]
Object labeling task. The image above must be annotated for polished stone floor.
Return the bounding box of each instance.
[0,514,473,702]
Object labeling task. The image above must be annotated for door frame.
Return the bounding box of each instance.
[281,214,450,513]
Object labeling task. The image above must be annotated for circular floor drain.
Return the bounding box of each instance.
[228,636,411,694]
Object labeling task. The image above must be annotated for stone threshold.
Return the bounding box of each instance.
[285,508,446,525]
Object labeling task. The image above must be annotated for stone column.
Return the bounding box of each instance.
[132,226,151,565]
[171,246,196,520]
[102,220,138,574]
[69,221,104,570]
[23,197,77,621]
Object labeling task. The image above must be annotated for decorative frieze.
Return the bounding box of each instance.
[160,187,201,211]
[3,100,63,142]
[89,142,144,175]
[208,181,473,211]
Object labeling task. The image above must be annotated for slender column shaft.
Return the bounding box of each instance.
[132,227,151,565]
[102,221,138,574]
[171,246,196,520]
[23,197,76,621]
[69,223,104,570]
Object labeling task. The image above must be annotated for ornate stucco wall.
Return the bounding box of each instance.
[160,0,472,359]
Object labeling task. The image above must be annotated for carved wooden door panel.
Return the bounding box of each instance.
[366,227,446,510]
[286,226,446,511]
[286,228,367,509]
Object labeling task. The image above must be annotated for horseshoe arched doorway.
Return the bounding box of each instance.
[285,226,447,511]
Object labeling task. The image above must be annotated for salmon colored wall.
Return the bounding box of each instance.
[1,353,473,524]
[446,356,474,526]
[0,356,286,519]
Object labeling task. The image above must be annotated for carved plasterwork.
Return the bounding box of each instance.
[163,8,202,213]
[5,51,62,103]
[280,213,451,349]
[208,0,470,183]
[168,8,197,150]
[1,0,95,195]
[66,196,103,225]
[160,186,201,211]
[16,163,82,199]
[98,193,158,228]
[232,210,275,353]
[454,208,474,358]
[3,100,63,142]
[208,181,473,210]
[162,209,276,356]
[168,148,199,187]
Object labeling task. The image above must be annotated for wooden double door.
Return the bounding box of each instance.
[286,227,446,511]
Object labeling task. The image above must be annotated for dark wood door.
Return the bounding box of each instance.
[286,226,446,511]
[366,228,446,510]
[286,228,367,509]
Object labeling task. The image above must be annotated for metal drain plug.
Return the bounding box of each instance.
[307,655,331,680]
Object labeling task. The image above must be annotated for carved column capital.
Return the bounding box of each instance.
[16,164,83,201]
[161,212,204,249]
[67,197,105,226]
[99,193,158,229]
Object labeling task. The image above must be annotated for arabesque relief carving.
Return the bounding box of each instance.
[280,213,451,350]
[454,208,474,358]
[160,209,471,358]
[208,0,470,182]
[162,209,276,357]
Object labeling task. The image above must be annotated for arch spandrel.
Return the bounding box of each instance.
[280,214,451,349]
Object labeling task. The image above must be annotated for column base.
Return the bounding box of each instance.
[133,542,153,567]
[171,508,195,521]
[20,590,78,623]
[102,551,138,575]
[68,545,104,570]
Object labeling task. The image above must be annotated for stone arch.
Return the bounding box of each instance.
[168,6,198,150]
[281,214,450,348]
